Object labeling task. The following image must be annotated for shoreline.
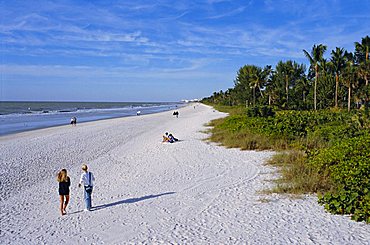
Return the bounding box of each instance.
[0,103,185,138]
[1,103,369,244]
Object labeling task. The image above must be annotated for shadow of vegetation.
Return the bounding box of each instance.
[92,191,176,211]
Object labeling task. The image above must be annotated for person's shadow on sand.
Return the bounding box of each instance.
[91,192,176,211]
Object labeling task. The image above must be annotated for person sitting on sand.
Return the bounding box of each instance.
[168,133,178,142]
[162,135,169,142]
[162,132,171,143]
[57,169,70,216]
[162,132,178,143]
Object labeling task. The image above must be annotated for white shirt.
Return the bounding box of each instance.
[79,171,95,186]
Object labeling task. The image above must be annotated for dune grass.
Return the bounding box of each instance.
[206,104,365,195]
[205,104,370,222]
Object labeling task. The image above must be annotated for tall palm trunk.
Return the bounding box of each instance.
[348,82,351,112]
[314,64,318,110]
[303,44,327,111]
[258,87,264,98]
[367,47,369,86]
[335,74,339,108]
[285,74,289,108]
[253,87,256,106]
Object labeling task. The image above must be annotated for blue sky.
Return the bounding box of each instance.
[1,0,369,102]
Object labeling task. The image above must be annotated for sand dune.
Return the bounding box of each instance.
[1,104,369,244]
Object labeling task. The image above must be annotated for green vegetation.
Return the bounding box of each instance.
[203,36,370,112]
[202,36,370,223]
[206,106,370,223]
[313,135,370,222]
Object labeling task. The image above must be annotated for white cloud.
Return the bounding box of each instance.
[0,63,232,85]
[206,6,246,19]
[2,0,369,87]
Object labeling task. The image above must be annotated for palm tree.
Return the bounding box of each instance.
[355,35,370,64]
[343,52,358,112]
[355,36,370,87]
[274,61,302,109]
[317,58,336,109]
[357,62,370,86]
[330,47,346,108]
[303,44,327,110]
[249,65,271,106]
[265,69,277,106]
[234,65,255,105]
[282,62,294,108]
[249,66,263,106]
[295,76,310,109]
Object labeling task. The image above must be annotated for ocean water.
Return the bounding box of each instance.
[0,101,183,136]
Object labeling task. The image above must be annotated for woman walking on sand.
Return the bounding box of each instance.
[57,169,70,216]
[79,164,95,211]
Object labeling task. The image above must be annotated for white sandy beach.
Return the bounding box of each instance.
[0,103,369,244]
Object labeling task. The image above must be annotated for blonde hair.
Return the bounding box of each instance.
[82,164,88,171]
[57,169,68,182]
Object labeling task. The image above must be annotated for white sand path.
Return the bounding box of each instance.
[0,104,369,244]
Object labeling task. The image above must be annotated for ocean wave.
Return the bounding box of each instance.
[0,103,182,118]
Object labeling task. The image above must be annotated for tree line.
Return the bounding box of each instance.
[202,36,370,112]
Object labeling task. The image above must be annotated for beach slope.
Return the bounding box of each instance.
[0,104,369,244]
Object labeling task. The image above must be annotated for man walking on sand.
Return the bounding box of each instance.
[78,164,95,211]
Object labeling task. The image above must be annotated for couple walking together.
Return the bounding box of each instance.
[57,164,95,215]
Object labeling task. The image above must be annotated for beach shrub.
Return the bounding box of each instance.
[246,106,275,117]
[210,109,369,150]
[272,110,354,139]
[311,135,370,223]
[207,105,370,223]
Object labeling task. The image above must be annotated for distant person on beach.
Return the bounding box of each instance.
[78,164,95,211]
[162,132,178,143]
[168,133,178,142]
[57,169,70,216]
[136,111,141,116]
[173,111,179,118]
[70,117,77,126]
[162,132,171,143]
